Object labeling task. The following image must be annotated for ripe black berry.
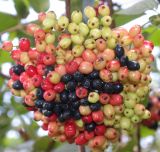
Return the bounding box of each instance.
[113,83,123,93]
[103,83,114,94]
[60,90,69,102]
[42,109,53,116]
[66,81,77,91]
[115,44,124,58]
[85,122,96,132]
[12,80,23,90]
[43,102,54,111]
[12,64,25,75]
[120,56,128,66]
[68,91,78,102]
[71,101,80,109]
[73,71,84,82]
[89,70,99,79]
[36,88,44,99]
[62,110,71,120]
[90,102,101,111]
[35,99,44,108]
[127,61,140,71]
[81,78,91,89]
[92,79,103,91]
[74,111,81,120]
[61,74,72,84]
[80,98,89,106]
[44,65,54,75]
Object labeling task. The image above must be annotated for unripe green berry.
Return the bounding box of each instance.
[71,10,82,24]
[88,17,99,29]
[58,16,69,29]
[59,38,71,49]
[72,45,84,57]
[79,22,89,36]
[84,6,96,18]
[68,23,79,34]
[103,104,115,119]
[88,92,99,103]
[104,118,115,126]
[90,28,101,40]
[71,34,84,45]
[134,104,145,116]
[120,117,131,130]
[84,38,96,49]
[131,115,140,123]
[124,99,136,109]
[101,16,112,26]
[43,18,56,29]
[141,109,151,119]
[101,27,112,40]
[124,109,134,118]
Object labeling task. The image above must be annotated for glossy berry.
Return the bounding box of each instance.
[36,88,44,99]
[113,83,123,93]
[61,74,72,84]
[19,38,30,51]
[68,91,78,102]
[115,44,124,58]
[82,115,93,124]
[89,70,99,79]
[99,93,110,104]
[60,90,69,103]
[81,78,91,89]
[12,64,25,75]
[53,82,65,93]
[85,122,96,132]
[73,71,84,82]
[12,80,23,90]
[66,61,79,74]
[66,81,77,91]
[90,102,101,111]
[103,83,114,94]
[92,79,103,91]
[127,61,140,71]
[76,87,88,99]
[120,56,128,66]
[35,99,44,108]
[79,98,89,106]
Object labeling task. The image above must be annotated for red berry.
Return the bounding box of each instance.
[144,40,154,50]
[106,60,120,72]
[28,49,40,60]
[34,29,45,41]
[99,93,110,104]
[75,133,88,145]
[2,41,13,52]
[11,49,21,61]
[76,87,88,98]
[37,64,46,75]
[53,82,65,93]
[19,72,29,83]
[84,131,94,140]
[110,94,123,106]
[42,123,48,131]
[66,61,79,74]
[19,38,30,51]
[82,115,93,124]
[41,79,53,91]
[42,54,56,65]
[95,125,106,136]
[43,89,56,102]
[48,113,57,121]
[92,110,104,123]
[31,74,43,87]
[26,65,37,77]
[64,122,76,138]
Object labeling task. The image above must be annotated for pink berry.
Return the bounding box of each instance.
[92,110,104,123]
[73,57,83,65]
[28,49,40,60]
[31,75,43,87]
[99,69,112,82]
[42,54,56,65]
[79,61,93,74]
[53,82,65,93]
[19,38,30,51]
[41,79,53,91]
[110,94,123,106]
[11,49,21,61]
[55,64,66,76]
[99,93,110,104]
[37,64,46,75]
[43,89,56,102]
[26,65,37,77]
[129,25,141,38]
[38,12,46,22]
[34,29,45,41]
[76,87,88,98]
[106,60,120,72]
[1,41,13,52]
[66,61,79,74]
[82,49,97,63]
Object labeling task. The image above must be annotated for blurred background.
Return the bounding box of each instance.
[0,0,160,152]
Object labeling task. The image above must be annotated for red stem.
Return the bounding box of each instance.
[65,0,71,21]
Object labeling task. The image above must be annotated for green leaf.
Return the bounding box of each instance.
[120,140,135,152]
[149,14,160,26]
[0,76,4,87]
[116,0,158,15]
[140,125,155,137]
[0,49,13,64]
[0,12,19,33]
[113,14,142,26]
[29,0,50,12]
[14,0,29,18]
[142,26,160,45]
[11,97,28,115]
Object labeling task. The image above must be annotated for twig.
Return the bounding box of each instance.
[78,145,86,152]
[137,124,141,152]
[65,0,71,21]
[0,71,10,79]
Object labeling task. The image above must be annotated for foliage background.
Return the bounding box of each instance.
[0,0,160,152]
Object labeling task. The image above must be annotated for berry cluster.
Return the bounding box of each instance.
[2,3,154,152]
[143,91,160,129]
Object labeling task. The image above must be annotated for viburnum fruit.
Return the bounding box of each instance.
[3,3,154,152]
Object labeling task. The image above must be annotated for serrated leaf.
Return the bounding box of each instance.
[140,125,155,137]
[149,14,160,26]
[14,0,29,18]
[113,14,142,26]
[116,0,158,15]
[0,12,19,33]
[29,0,50,12]
[0,49,13,64]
